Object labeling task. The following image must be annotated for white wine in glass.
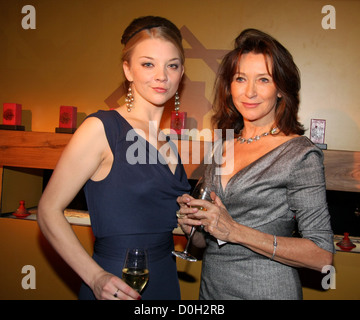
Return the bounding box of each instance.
[122,248,149,293]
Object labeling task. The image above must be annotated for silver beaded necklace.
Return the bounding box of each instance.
[237,127,278,144]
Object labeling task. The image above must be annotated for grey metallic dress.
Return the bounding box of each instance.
[199,136,335,300]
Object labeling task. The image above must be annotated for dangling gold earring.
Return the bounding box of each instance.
[125,82,134,112]
[174,92,180,116]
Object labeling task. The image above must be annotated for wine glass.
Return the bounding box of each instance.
[122,248,149,293]
[172,178,213,262]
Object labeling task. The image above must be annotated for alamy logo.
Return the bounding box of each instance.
[321,265,336,290]
[125,124,234,175]
[21,265,36,289]
[21,5,36,30]
[321,5,336,30]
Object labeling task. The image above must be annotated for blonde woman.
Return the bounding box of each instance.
[38,16,189,300]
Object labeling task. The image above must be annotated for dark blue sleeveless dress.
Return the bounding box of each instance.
[78,110,190,300]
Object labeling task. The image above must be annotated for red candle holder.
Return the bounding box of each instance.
[12,200,30,219]
[170,111,187,135]
[0,103,25,131]
[2,103,22,125]
[336,232,356,251]
[56,106,77,133]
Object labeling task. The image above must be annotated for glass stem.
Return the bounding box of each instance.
[183,226,196,254]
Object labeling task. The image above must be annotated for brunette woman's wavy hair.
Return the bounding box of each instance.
[212,28,304,138]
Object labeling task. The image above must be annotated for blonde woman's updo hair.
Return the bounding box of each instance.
[121,16,185,65]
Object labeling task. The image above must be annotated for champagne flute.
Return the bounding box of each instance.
[172,178,213,262]
[122,248,149,293]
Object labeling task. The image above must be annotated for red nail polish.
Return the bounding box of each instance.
[137,296,142,300]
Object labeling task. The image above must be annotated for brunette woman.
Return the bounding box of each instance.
[177,29,334,300]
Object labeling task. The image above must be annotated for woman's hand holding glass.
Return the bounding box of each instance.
[176,194,208,233]
[91,270,141,300]
[177,192,235,245]
[92,247,148,300]
[173,179,216,261]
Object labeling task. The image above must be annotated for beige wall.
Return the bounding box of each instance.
[1,0,360,301]
[1,0,359,151]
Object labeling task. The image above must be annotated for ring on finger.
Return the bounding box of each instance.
[113,289,119,298]
[176,210,186,219]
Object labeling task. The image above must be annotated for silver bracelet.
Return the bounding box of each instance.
[271,235,277,260]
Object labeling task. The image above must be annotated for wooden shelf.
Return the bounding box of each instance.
[323,149,360,192]
[1,130,359,193]
[0,130,72,170]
